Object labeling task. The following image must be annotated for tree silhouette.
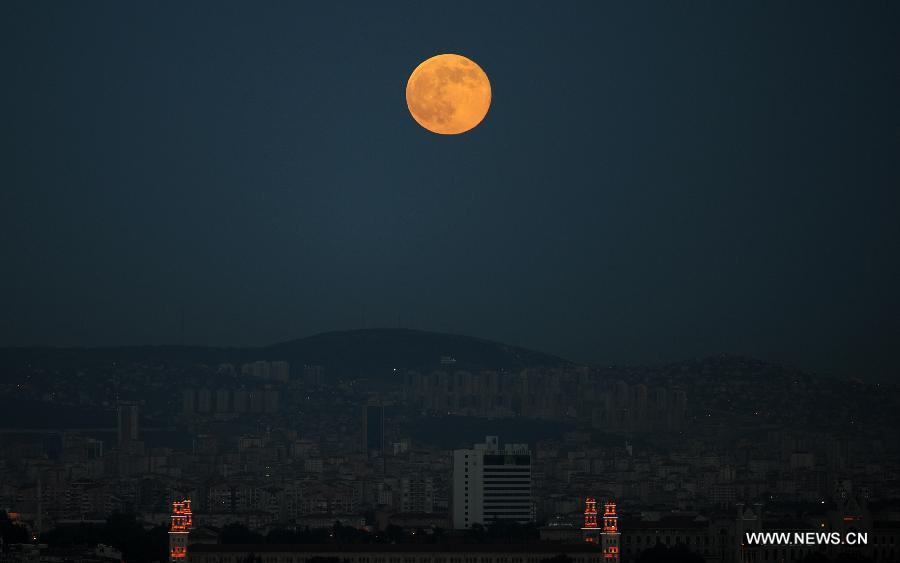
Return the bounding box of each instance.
[637,543,703,563]
[307,558,344,563]
[221,522,264,545]
[464,523,487,543]
[36,512,166,563]
[833,553,875,563]
[0,511,30,545]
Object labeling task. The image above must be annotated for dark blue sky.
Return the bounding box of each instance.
[2,1,898,379]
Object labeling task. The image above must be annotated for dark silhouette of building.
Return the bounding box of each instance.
[116,401,139,445]
[363,403,384,455]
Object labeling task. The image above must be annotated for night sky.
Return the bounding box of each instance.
[2,1,898,380]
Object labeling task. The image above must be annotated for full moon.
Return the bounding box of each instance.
[406,54,491,135]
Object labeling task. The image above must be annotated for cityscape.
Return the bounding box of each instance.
[2,1,899,563]
[1,329,898,562]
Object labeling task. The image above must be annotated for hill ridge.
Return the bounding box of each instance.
[0,328,571,379]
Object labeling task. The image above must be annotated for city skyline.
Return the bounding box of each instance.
[2,340,898,562]
[2,2,899,562]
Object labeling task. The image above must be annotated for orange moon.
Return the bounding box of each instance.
[406,54,491,135]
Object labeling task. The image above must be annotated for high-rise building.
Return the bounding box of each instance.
[233,389,248,413]
[249,389,264,413]
[401,477,434,513]
[452,435,532,529]
[363,404,384,454]
[85,438,104,459]
[182,389,196,414]
[117,402,139,445]
[264,387,279,413]
[270,361,290,382]
[241,360,290,381]
[303,365,326,386]
[197,389,212,413]
[215,388,231,413]
[242,360,270,379]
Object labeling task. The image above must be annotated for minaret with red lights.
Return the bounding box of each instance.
[582,497,600,543]
[601,501,620,561]
[169,498,193,562]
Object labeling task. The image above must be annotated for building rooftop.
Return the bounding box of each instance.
[621,516,708,530]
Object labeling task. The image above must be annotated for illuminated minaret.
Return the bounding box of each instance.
[582,497,600,543]
[169,499,193,562]
[601,501,620,562]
